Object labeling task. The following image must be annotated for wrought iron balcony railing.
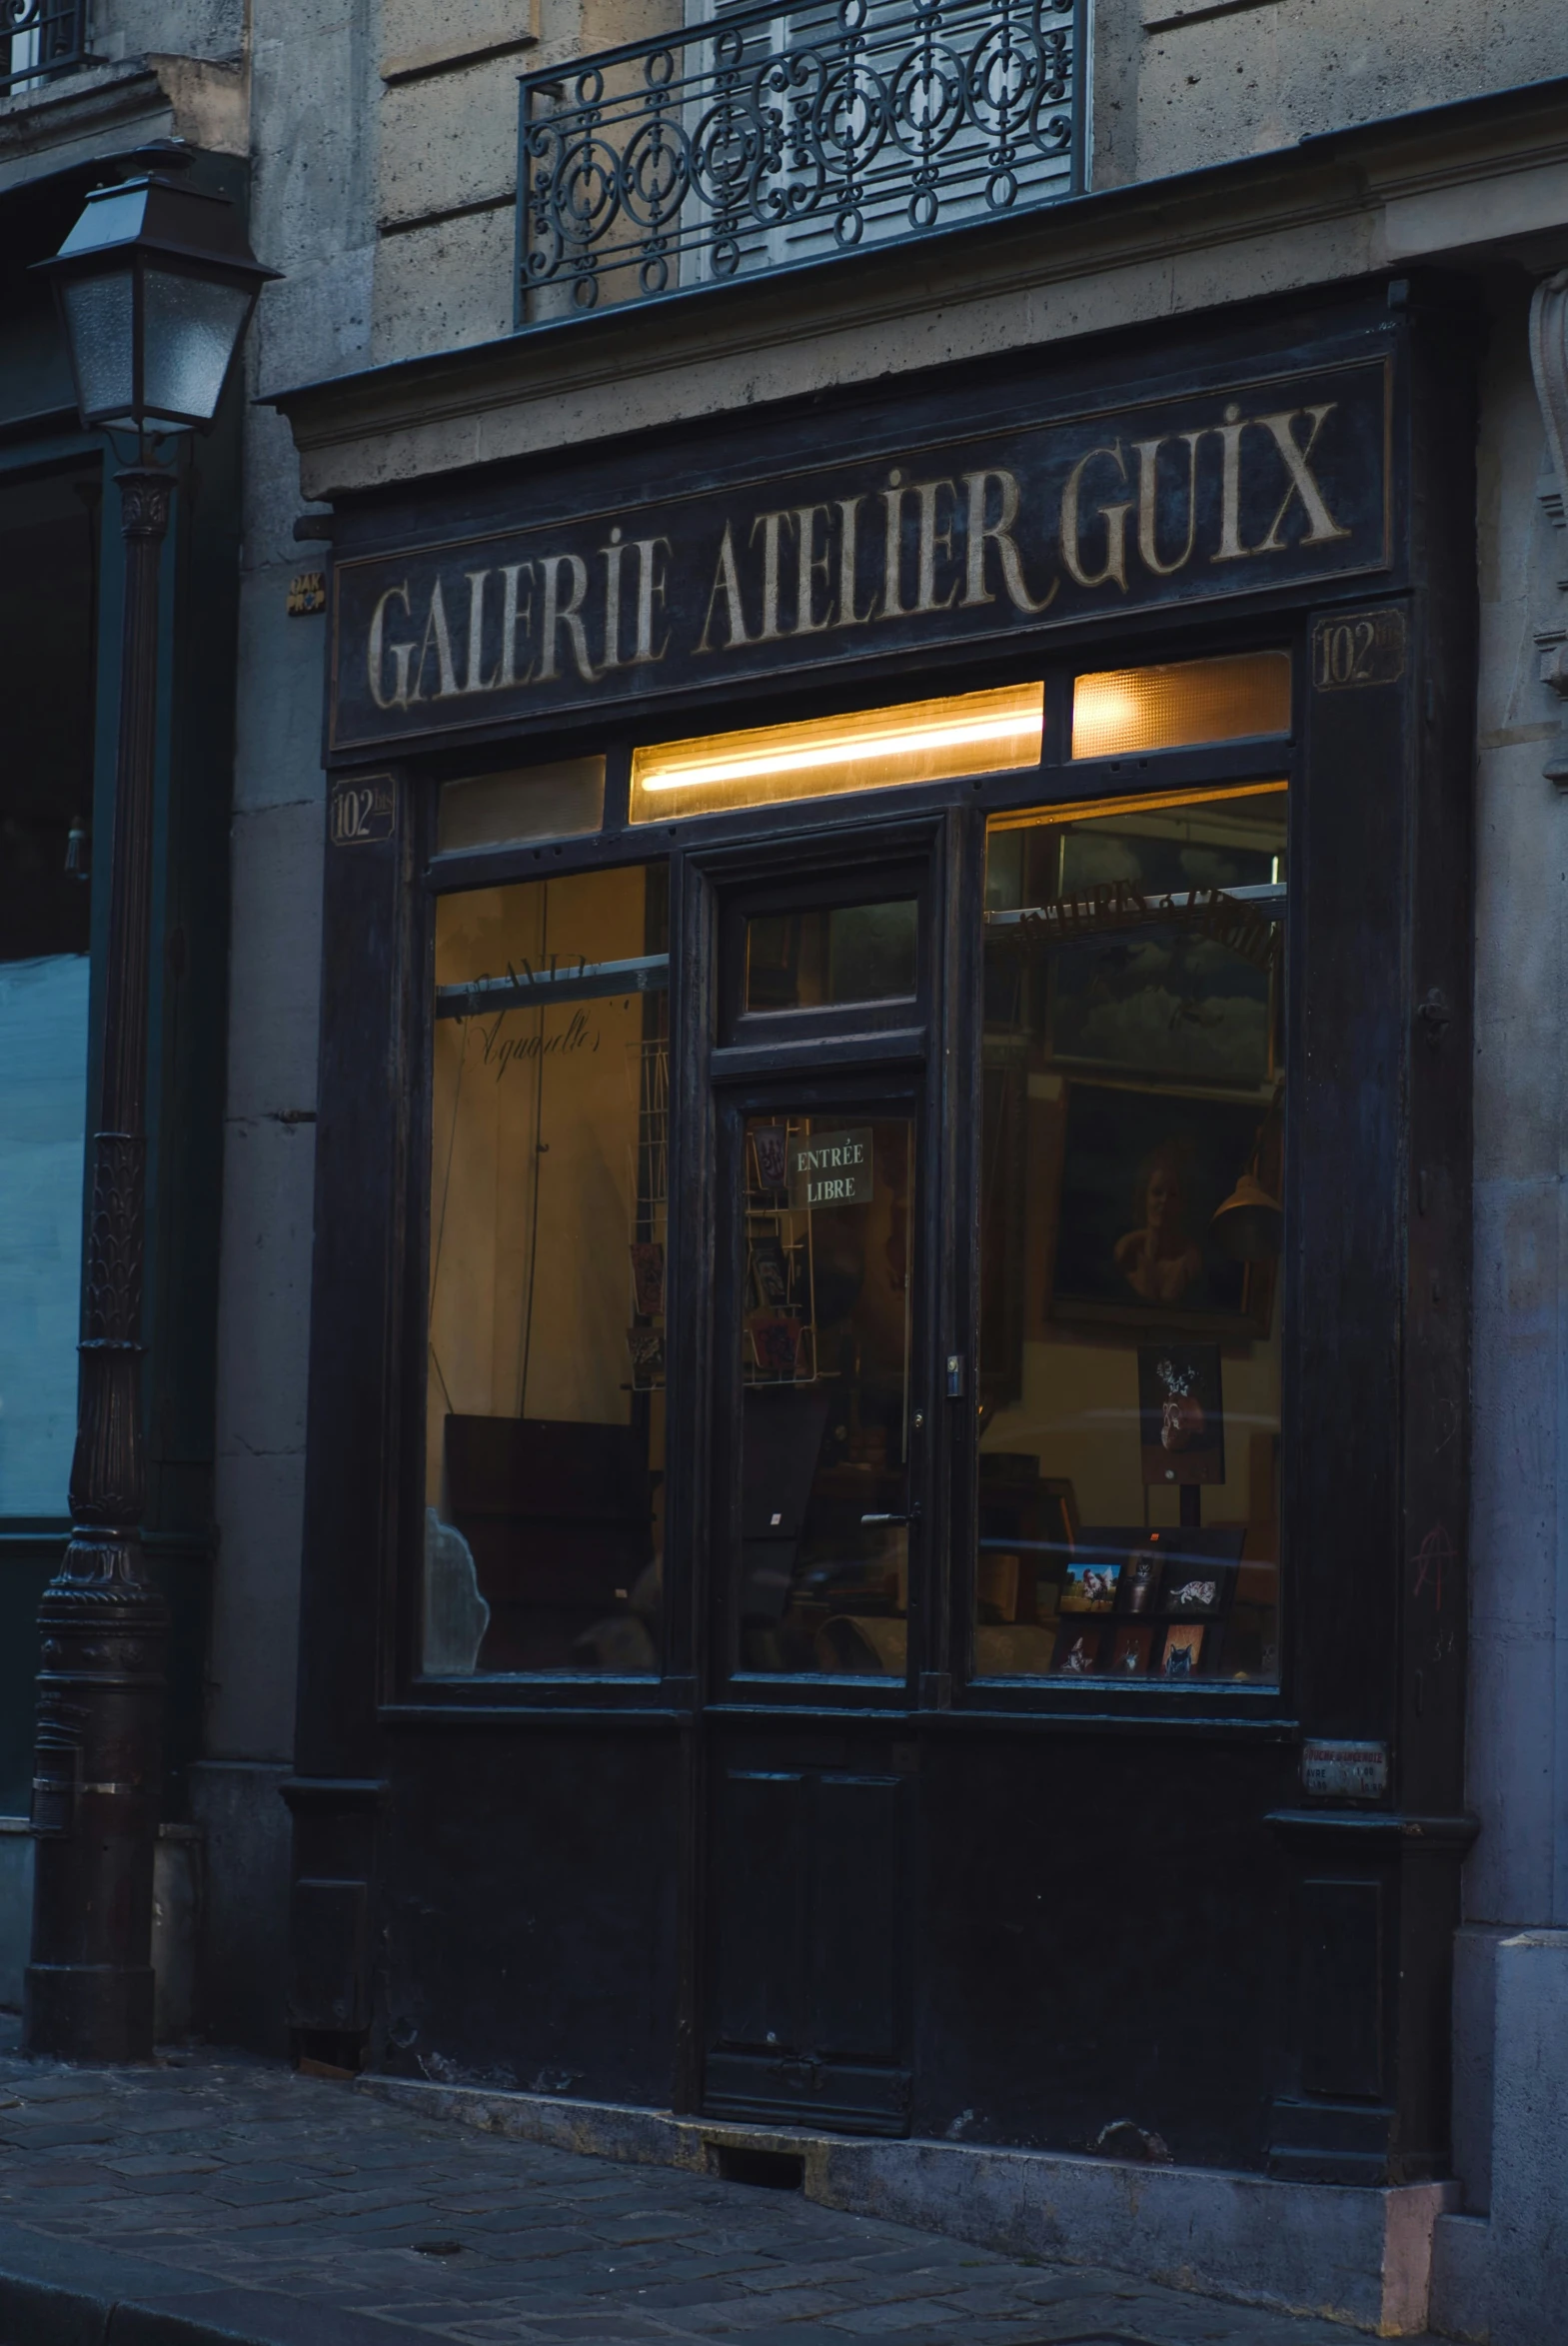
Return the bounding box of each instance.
[517,0,1083,323]
[1,0,87,93]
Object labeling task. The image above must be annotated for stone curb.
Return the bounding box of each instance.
[357,2074,1456,2338]
[0,2216,402,2346]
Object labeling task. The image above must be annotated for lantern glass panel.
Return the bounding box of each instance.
[58,271,136,427]
[141,267,252,425]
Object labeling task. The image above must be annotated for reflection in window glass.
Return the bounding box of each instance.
[977,785,1286,1684]
[436,757,606,854]
[738,1115,913,1676]
[426,865,669,1673]
[746,900,917,1013]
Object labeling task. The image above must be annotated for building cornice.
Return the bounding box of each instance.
[270,73,1568,503]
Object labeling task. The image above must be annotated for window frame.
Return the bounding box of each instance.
[393,618,1310,1726]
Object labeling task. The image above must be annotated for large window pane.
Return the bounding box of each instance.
[738,1113,913,1676]
[426,864,669,1673]
[0,471,97,1517]
[977,784,1286,1685]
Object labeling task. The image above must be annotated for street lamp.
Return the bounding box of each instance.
[24,143,277,2063]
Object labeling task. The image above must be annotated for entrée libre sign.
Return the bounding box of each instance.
[329,358,1390,754]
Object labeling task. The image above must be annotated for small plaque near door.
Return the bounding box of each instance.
[1301,1738,1388,1797]
[1311,607,1406,691]
[329,776,395,846]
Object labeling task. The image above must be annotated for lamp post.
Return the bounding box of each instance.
[25,144,277,2063]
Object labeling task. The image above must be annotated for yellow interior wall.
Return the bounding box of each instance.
[982,1310,1281,1533]
[427,868,652,1508]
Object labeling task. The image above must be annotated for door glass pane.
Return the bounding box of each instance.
[426,864,669,1673]
[745,900,917,1013]
[738,1114,913,1676]
[977,784,1286,1685]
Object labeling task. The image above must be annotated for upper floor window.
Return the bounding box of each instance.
[517,0,1085,321]
[1,1,87,95]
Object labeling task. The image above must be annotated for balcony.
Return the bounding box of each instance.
[1,0,87,94]
[516,0,1084,325]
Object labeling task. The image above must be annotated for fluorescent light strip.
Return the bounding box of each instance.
[639,710,1038,793]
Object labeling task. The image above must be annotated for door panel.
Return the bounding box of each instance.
[707,1762,909,2131]
[810,1774,903,2060]
[715,1771,806,2051]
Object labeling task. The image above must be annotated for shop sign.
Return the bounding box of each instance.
[788,1128,873,1209]
[329,357,1391,752]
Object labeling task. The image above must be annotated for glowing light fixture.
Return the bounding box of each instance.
[630,683,1042,824]
[1071,651,1291,761]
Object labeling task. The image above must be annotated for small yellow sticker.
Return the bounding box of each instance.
[287,571,327,617]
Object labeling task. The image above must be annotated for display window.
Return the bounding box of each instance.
[417,648,1293,1698]
[424,861,670,1674]
[977,781,1286,1686]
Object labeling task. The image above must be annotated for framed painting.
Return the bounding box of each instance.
[1045,1079,1278,1339]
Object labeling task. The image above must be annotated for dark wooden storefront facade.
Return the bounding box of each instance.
[285,270,1478,2188]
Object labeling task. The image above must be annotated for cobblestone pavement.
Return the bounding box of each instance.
[0,2043,1431,2346]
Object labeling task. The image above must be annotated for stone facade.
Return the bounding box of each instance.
[3,4,1568,2337]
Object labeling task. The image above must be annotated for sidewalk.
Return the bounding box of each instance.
[0,2039,1434,2346]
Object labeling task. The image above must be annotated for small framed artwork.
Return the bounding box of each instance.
[1119,1550,1160,1615]
[627,1326,665,1388]
[751,1238,789,1307]
[1059,1558,1122,1613]
[1108,1624,1155,1676]
[1158,1557,1236,1617]
[753,1125,788,1191]
[749,1314,801,1378]
[630,1240,666,1318]
[1158,1622,1207,1678]
[1138,1342,1224,1487]
[1051,1623,1105,1675]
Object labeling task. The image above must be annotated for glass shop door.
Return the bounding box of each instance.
[702,874,933,2133]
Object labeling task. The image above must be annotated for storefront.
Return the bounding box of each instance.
[283,271,1477,2185]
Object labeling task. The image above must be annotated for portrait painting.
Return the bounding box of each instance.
[1047,1081,1276,1336]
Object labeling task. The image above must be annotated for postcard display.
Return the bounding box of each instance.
[290,278,1479,2190]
